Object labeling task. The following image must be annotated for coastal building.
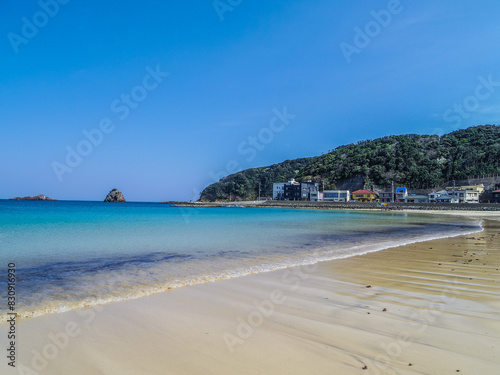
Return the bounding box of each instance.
[445,184,484,204]
[273,183,286,200]
[284,184,301,200]
[300,182,320,201]
[323,190,350,202]
[274,179,320,201]
[309,190,319,201]
[491,189,500,203]
[351,189,378,202]
[404,194,429,204]
[395,187,408,202]
[378,191,393,203]
[428,189,448,202]
[457,184,485,194]
[436,194,456,203]
[283,179,301,201]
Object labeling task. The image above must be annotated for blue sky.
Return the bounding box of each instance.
[1,0,499,201]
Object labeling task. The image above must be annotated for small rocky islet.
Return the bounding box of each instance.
[9,194,56,201]
[104,189,126,203]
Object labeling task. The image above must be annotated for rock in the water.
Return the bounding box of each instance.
[9,194,56,201]
[104,189,126,203]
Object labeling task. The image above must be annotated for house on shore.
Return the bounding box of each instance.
[274,179,319,201]
[323,190,350,202]
[395,187,408,202]
[378,191,393,203]
[436,194,456,203]
[445,184,484,204]
[428,189,448,202]
[283,179,301,200]
[273,182,286,200]
[404,194,429,203]
[351,189,378,202]
[301,181,320,201]
[491,189,500,203]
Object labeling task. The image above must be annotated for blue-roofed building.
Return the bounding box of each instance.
[396,187,408,202]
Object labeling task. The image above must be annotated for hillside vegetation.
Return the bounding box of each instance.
[200,158,313,201]
[200,125,500,201]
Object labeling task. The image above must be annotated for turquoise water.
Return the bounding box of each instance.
[0,200,482,320]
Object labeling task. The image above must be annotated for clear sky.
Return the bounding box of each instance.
[1,0,499,202]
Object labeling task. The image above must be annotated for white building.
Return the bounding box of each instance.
[323,190,350,202]
[273,183,285,200]
[428,189,448,202]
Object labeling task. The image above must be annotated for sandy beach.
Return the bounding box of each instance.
[2,213,500,375]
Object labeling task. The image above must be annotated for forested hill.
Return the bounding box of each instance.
[199,125,500,202]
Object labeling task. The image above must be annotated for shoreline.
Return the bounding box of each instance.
[1,215,499,374]
[174,200,500,211]
[0,212,486,323]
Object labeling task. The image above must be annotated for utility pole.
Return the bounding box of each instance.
[258,182,261,201]
[392,180,395,203]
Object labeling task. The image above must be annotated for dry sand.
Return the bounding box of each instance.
[1,215,499,375]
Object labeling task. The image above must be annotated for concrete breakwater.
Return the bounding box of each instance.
[173,201,500,211]
[259,201,500,211]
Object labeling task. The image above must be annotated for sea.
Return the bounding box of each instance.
[0,200,483,321]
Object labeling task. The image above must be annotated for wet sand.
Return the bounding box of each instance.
[1,217,499,374]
